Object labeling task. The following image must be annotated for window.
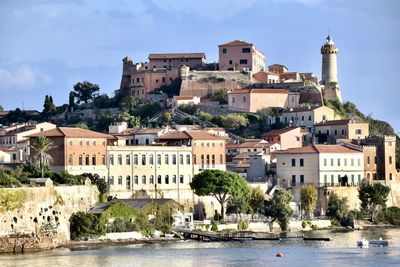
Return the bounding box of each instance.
[355,129,362,135]
[324,175,328,185]
[239,59,247,64]
[229,60,232,65]
[157,175,162,184]
[331,175,334,186]
[172,155,177,165]
[322,115,327,120]
[142,175,146,184]
[308,115,312,121]
[149,154,154,165]
[180,155,184,164]
[186,154,191,164]
[242,47,250,53]
[291,158,296,167]
[134,175,138,185]
[165,154,169,164]
[134,154,138,165]
[390,173,393,180]
[126,176,131,190]
[331,158,334,166]
[172,175,177,183]
[351,175,354,185]
[118,176,122,185]
[86,141,89,146]
[162,77,165,83]
[344,158,347,166]
[180,175,184,184]
[232,97,235,103]
[109,176,114,185]
[150,175,154,184]
[201,155,204,166]
[206,155,210,165]
[357,158,361,166]
[142,154,146,165]
[388,141,393,146]
[291,175,296,186]
[165,175,169,184]
[222,48,227,54]
[334,130,337,135]
[351,158,354,166]
[157,154,161,165]
[109,155,114,165]
[68,155,73,165]
[93,141,96,146]
[92,155,96,165]
[193,155,197,164]
[324,158,327,166]
[220,154,223,164]
[300,175,304,184]
[389,156,393,164]
[126,155,131,165]
[212,155,215,167]
[300,158,304,167]
[374,157,377,164]
[337,158,340,166]
[358,174,361,184]
[85,155,90,165]
[118,154,122,165]
[367,156,370,164]
[243,96,246,102]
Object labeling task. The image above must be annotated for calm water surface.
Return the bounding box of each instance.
[1,228,400,267]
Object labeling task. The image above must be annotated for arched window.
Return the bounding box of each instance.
[92,155,96,165]
[126,176,131,189]
[180,155,184,164]
[212,155,215,167]
[85,155,90,165]
[149,154,154,165]
[134,175,138,185]
[109,155,114,165]
[68,155,73,165]
[126,154,131,165]
[367,156,370,164]
[157,154,161,165]
[180,175,184,184]
[142,154,146,165]
[389,173,393,180]
[134,154,138,165]
[172,175,177,183]
[220,154,223,164]
[157,175,162,184]
[150,175,154,184]
[109,176,114,185]
[118,154,122,165]
[142,175,146,184]
[165,175,169,184]
[389,156,392,164]
[186,154,191,164]
[172,155,176,165]
[165,154,169,164]
[367,173,370,179]
[102,154,106,165]
[118,176,122,185]
[206,155,210,165]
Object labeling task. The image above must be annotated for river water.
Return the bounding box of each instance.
[1,228,400,267]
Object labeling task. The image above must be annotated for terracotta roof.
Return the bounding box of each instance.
[229,88,288,94]
[27,127,115,139]
[315,119,367,126]
[275,144,362,154]
[135,128,164,135]
[283,106,325,113]
[174,96,195,100]
[268,64,288,69]
[158,131,191,140]
[219,40,253,46]
[158,131,225,141]
[262,128,297,137]
[148,53,205,59]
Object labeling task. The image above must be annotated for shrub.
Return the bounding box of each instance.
[237,220,249,231]
[211,221,218,232]
[385,207,400,225]
[70,211,104,240]
[0,172,21,187]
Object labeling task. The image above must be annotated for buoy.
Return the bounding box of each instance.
[276,252,283,257]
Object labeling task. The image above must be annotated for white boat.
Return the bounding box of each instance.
[165,233,175,238]
[357,239,369,248]
[369,237,389,247]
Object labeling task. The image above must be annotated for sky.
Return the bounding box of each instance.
[0,0,399,132]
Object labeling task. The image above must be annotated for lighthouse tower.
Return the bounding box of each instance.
[321,35,338,85]
[320,35,342,103]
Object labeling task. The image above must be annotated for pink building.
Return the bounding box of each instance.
[253,71,280,83]
[262,127,310,150]
[228,88,288,112]
[268,64,288,75]
[148,53,205,69]
[218,40,265,73]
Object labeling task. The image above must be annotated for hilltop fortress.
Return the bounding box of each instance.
[119,36,342,106]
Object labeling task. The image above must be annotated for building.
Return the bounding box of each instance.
[268,64,288,75]
[314,119,369,144]
[28,127,115,177]
[107,145,196,203]
[171,96,201,109]
[252,71,280,84]
[362,135,397,183]
[157,131,226,171]
[0,122,57,162]
[262,127,310,150]
[226,140,280,158]
[320,35,342,102]
[280,106,335,131]
[228,89,289,112]
[218,40,265,73]
[148,53,205,69]
[275,144,364,187]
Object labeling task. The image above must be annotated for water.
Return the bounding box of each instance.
[1,228,400,267]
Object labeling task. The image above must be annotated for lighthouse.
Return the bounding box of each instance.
[321,35,338,85]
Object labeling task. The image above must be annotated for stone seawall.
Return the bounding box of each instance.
[0,185,99,253]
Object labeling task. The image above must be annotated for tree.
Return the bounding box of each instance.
[265,189,293,231]
[30,136,56,177]
[198,111,213,122]
[300,185,318,218]
[211,88,228,104]
[70,211,104,240]
[73,81,100,105]
[359,182,390,211]
[82,173,108,195]
[326,192,349,222]
[220,114,248,131]
[190,170,251,219]
[68,91,76,111]
[248,187,265,215]
[0,104,3,111]
[42,95,57,119]
[161,111,173,124]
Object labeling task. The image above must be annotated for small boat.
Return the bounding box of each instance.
[164,233,175,238]
[357,239,369,248]
[369,237,389,247]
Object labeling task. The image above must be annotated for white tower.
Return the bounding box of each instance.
[321,35,338,85]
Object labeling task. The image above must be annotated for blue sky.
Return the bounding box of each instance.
[0,0,399,132]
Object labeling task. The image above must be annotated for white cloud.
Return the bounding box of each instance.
[0,64,52,91]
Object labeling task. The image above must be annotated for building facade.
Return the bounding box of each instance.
[228,89,289,112]
[280,106,335,131]
[262,127,310,150]
[314,119,369,144]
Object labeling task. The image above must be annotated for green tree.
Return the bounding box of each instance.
[70,211,104,240]
[161,111,173,124]
[0,104,3,111]
[249,186,265,215]
[211,88,228,104]
[327,192,349,222]
[265,189,293,231]
[359,182,390,210]
[68,91,76,111]
[178,103,196,115]
[198,111,213,122]
[221,113,248,131]
[190,170,250,219]
[119,96,139,113]
[0,171,21,187]
[300,185,318,218]
[82,173,108,195]
[73,81,100,105]
[30,136,56,177]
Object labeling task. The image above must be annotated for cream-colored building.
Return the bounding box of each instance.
[107,145,198,206]
[280,106,335,131]
[276,144,364,187]
[315,119,369,144]
[228,89,289,112]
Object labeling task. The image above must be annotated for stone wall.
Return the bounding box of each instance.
[0,184,99,252]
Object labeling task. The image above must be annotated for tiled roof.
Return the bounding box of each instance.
[275,144,362,154]
[135,128,164,135]
[229,88,288,94]
[174,96,195,100]
[283,106,324,113]
[158,131,225,141]
[148,53,205,59]
[27,127,115,139]
[268,64,288,69]
[219,40,253,46]
[315,119,367,126]
[262,128,297,137]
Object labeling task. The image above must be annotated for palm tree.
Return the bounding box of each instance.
[31,136,56,177]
